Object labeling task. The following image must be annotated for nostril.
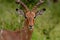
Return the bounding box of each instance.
[29,25,32,29]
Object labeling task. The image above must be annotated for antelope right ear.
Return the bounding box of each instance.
[16,9,24,16]
[36,8,46,16]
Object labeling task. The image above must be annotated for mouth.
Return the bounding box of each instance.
[28,26,34,30]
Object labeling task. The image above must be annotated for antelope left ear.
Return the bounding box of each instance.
[36,8,46,16]
[16,8,24,16]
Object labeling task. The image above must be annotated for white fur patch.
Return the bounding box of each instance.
[0,29,4,39]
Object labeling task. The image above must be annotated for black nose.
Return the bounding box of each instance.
[29,25,32,29]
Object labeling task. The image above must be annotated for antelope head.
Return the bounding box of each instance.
[16,0,46,30]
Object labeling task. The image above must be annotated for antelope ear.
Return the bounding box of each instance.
[16,8,24,16]
[36,8,46,16]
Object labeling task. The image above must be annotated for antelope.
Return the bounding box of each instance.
[0,0,46,40]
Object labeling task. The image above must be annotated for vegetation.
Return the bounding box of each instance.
[0,0,60,40]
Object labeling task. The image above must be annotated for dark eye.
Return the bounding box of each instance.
[25,16,27,18]
[34,16,36,18]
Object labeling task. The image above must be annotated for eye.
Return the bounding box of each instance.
[25,16,27,18]
[34,16,36,18]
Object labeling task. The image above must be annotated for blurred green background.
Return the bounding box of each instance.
[0,0,60,40]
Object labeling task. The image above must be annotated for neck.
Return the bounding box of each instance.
[22,19,33,40]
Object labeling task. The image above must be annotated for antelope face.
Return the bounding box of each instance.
[25,11,35,28]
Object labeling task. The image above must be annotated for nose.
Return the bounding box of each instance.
[29,25,33,30]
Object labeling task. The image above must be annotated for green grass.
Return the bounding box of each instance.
[0,0,60,40]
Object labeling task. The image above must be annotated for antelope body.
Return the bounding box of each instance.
[0,0,46,40]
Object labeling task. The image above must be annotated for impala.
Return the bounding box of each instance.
[0,0,46,40]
